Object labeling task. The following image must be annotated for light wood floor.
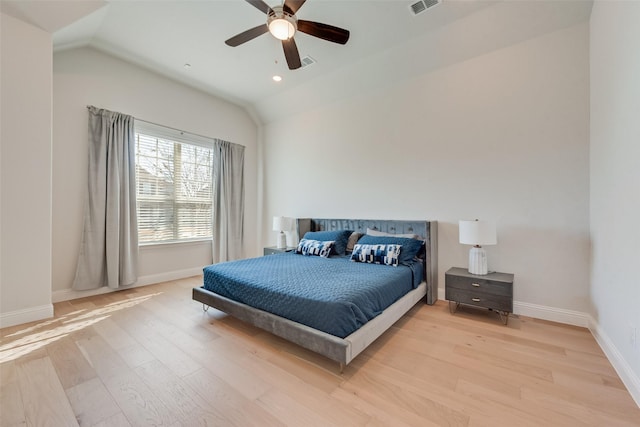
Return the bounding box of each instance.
[1,277,639,427]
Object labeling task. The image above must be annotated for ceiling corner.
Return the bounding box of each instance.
[2,0,108,33]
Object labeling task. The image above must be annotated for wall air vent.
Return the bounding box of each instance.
[300,55,316,68]
[409,0,441,16]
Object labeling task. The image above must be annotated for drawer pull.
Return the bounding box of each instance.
[471,298,481,302]
[471,283,481,287]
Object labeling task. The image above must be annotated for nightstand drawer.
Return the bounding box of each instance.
[445,267,514,324]
[445,288,513,312]
[445,275,512,298]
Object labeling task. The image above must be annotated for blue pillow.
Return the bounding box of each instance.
[357,235,424,264]
[303,230,353,256]
[351,244,401,267]
[295,239,334,258]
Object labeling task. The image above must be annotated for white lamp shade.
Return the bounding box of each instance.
[459,220,497,246]
[272,216,293,232]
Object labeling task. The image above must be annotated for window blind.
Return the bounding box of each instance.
[134,121,214,244]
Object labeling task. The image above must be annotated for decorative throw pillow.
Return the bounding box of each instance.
[357,235,425,264]
[303,230,353,255]
[295,239,334,258]
[366,227,420,240]
[346,232,364,253]
[350,244,402,267]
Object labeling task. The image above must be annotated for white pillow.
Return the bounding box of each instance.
[366,227,419,240]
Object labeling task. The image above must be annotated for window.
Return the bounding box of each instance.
[135,122,214,244]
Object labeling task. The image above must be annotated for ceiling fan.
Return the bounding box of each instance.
[225,0,350,70]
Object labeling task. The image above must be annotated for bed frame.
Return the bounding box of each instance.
[192,218,438,369]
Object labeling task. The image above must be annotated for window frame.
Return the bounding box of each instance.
[134,121,215,246]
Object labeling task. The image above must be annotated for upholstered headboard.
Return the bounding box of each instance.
[296,218,438,305]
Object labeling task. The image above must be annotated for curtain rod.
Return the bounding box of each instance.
[86,105,228,144]
[135,118,216,142]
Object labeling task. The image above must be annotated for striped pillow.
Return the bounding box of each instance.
[295,239,334,258]
[350,244,402,267]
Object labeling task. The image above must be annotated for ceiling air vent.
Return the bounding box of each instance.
[300,55,316,68]
[409,0,441,16]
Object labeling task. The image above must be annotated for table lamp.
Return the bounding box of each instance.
[459,219,497,275]
[272,216,293,248]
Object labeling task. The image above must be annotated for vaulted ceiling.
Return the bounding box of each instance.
[2,0,593,123]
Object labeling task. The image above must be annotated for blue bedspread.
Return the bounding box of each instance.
[203,253,423,338]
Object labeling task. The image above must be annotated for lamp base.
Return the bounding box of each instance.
[468,246,488,275]
[277,231,286,249]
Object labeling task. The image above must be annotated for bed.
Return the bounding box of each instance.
[192,218,438,369]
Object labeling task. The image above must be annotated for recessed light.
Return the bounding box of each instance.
[272,75,282,82]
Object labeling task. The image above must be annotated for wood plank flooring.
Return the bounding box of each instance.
[1,276,639,426]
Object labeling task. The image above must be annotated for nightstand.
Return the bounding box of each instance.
[445,267,514,325]
[263,246,295,256]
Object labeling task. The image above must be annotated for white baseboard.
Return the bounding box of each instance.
[0,303,54,329]
[133,267,203,287]
[513,301,590,327]
[588,316,640,407]
[52,267,203,303]
[437,287,590,327]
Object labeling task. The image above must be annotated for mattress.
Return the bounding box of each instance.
[202,252,423,338]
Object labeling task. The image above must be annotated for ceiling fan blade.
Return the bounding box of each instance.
[225,24,269,47]
[283,0,306,15]
[282,39,302,70]
[245,0,272,15]
[297,20,350,45]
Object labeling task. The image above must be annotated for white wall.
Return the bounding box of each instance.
[590,1,640,404]
[52,47,259,297]
[262,22,591,318]
[0,13,54,327]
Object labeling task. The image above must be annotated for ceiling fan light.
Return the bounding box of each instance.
[269,18,295,40]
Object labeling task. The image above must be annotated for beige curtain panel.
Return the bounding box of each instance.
[73,106,139,290]
[212,139,245,264]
